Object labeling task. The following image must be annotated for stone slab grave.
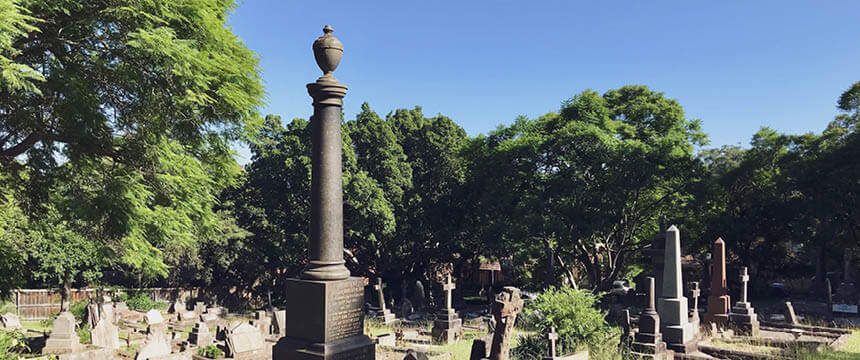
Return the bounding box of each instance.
[91,318,121,350]
[1,312,21,330]
[431,274,462,344]
[377,333,396,347]
[43,312,82,355]
[226,322,267,360]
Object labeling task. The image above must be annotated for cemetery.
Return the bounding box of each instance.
[1,2,859,360]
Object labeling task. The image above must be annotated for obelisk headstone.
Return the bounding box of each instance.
[704,238,730,326]
[631,277,673,360]
[432,275,462,344]
[272,25,374,360]
[657,225,698,353]
[729,267,760,336]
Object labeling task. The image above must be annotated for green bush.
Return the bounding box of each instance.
[126,293,154,311]
[0,329,29,360]
[116,292,129,303]
[69,298,88,322]
[197,345,223,358]
[76,323,91,344]
[515,287,617,358]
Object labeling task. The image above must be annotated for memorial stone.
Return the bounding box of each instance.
[373,278,395,324]
[145,309,164,325]
[404,350,429,360]
[630,277,673,360]
[273,309,286,337]
[227,323,267,360]
[657,225,698,353]
[43,312,81,355]
[271,25,374,360]
[431,274,463,344]
[704,238,730,326]
[169,299,186,314]
[0,312,21,330]
[783,301,798,325]
[178,309,197,322]
[91,318,121,350]
[188,321,213,348]
[688,282,700,322]
[489,287,523,360]
[826,278,834,314]
[252,310,272,337]
[729,267,760,336]
[194,302,206,317]
[136,332,170,360]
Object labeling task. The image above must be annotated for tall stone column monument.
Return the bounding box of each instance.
[704,238,730,326]
[657,225,699,353]
[273,25,375,360]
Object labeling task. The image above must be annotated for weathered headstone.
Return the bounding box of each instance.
[618,309,632,345]
[226,323,266,360]
[194,301,206,317]
[145,309,164,325]
[87,301,102,329]
[271,25,374,360]
[783,301,798,325]
[91,318,121,350]
[252,310,272,337]
[489,287,523,360]
[404,350,430,360]
[374,278,396,324]
[188,321,213,348]
[704,238,730,326]
[168,299,186,314]
[826,278,834,314]
[729,267,760,336]
[432,274,463,344]
[657,225,698,353]
[272,309,286,337]
[177,309,197,322]
[630,277,673,360]
[413,280,427,313]
[0,312,21,330]
[43,312,81,355]
[135,331,170,360]
[200,312,219,323]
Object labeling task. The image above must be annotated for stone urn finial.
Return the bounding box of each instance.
[313,25,343,76]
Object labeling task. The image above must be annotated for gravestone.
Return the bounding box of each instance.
[688,282,700,322]
[832,252,858,313]
[177,309,197,322]
[169,299,186,314]
[373,278,396,324]
[188,321,213,348]
[200,312,219,323]
[145,309,164,325]
[783,301,798,325]
[252,310,272,337]
[272,309,286,337]
[91,318,121,350]
[413,280,427,313]
[271,25,374,360]
[194,302,206,317]
[826,278,834,314]
[43,312,81,355]
[377,333,395,347]
[489,287,523,360]
[102,303,115,325]
[87,301,102,329]
[544,327,559,360]
[1,312,21,330]
[432,274,462,344]
[135,331,170,360]
[399,298,414,319]
[227,323,266,360]
[729,267,760,336]
[618,309,632,345]
[704,238,730,326]
[631,277,673,360]
[657,225,698,353]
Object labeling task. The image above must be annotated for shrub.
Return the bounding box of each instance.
[69,298,88,322]
[116,292,129,303]
[0,329,29,360]
[515,287,616,358]
[198,345,223,358]
[76,323,91,344]
[126,293,154,311]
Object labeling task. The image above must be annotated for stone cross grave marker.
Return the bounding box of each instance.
[443,274,456,310]
[374,278,387,311]
[489,287,524,360]
[729,267,760,336]
[739,267,749,303]
[546,326,558,359]
[689,282,700,321]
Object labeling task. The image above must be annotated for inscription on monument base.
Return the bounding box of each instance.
[326,278,364,341]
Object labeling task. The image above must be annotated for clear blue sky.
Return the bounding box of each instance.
[227,1,859,163]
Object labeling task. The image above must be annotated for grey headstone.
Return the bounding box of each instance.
[145,309,164,325]
[90,318,121,350]
[377,333,395,347]
[43,312,81,355]
[783,301,799,325]
[1,312,21,329]
[188,321,213,348]
[226,323,265,358]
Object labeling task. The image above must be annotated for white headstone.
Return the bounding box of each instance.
[1,312,21,329]
[226,323,265,356]
[135,332,170,360]
[145,309,164,325]
[273,310,286,337]
[91,319,121,350]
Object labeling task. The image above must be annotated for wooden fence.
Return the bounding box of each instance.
[12,288,197,321]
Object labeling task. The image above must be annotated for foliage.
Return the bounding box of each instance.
[0,329,29,360]
[76,323,90,344]
[69,299,88,323]
[517,287,615,357]
[0,193,33,299]
[198,345,223,358]
[126,293,155,311]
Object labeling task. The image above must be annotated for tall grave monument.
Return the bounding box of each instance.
[272,25,374,360]
[432,275,462,344]
[657,225,699,353]
[631,277,673,360]
[704,238,730,325]
[729,267,760,336]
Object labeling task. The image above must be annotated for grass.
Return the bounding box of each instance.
[793,330,860,360]
[21,321,51,333]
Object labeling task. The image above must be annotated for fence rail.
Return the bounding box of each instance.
[12,288,197,321]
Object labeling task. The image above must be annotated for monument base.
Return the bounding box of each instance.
[273,277,375,360]
[662,321,699,353]
[729,302,760,337]
[431,310,462,344]
[375,309,396,324]
[704,294,731,326]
